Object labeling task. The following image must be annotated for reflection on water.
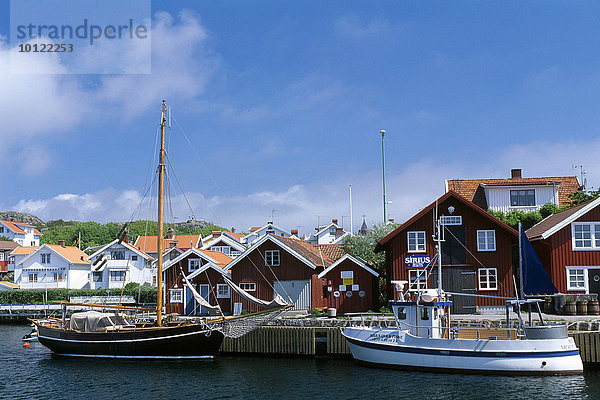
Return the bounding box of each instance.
[1,324,598,400]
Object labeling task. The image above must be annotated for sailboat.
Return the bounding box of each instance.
[342,218,583,375]
[32,101,289,358]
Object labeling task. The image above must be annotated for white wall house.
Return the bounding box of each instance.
[202,231,246,259]
[0,220,41,246]
[13,243,90,289]
[242,222,291,246]
[482,184,561,213]
[305,219,350,245]
[88,240,154,289]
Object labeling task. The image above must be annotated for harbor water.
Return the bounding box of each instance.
[2,324,600,400]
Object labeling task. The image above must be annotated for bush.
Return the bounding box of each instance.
[0,287,157,305]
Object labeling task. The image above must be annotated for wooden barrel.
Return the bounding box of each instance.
[543,300,554,314]
[577,301,588,315]
[588,300,600,315]
[563,301,576,316]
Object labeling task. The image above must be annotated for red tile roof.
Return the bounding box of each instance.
[446,175,581,209]
[0,220,42,236]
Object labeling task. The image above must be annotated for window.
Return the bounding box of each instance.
[440,216,462,225]
[53,272,65,282]
[573,223,600,250]
[477,230,496,251]
[41,253,51,264]
[170,288,183,303]
[188,259,202,271]
[0,253,3,261]
[0,227,3,233]
[408,269,427,291]
[265,250,280,266]
[407,231,426,252]
[230,250,241,258]
[217,284,231,298]
[211,246,231,256]
[111,250,125,260]
[567,268,586,291]
[240,282,256,291]
[92,272,103,282]
[510,189,535,207]
[131,255,138,261]
[329,227,336,235]
[29,273,38,282]
[110,271,126,281]
[478,268,498,290]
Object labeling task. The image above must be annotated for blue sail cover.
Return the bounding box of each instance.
[521,227,558,295]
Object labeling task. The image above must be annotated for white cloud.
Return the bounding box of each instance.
[9,138,598,233]
[333,15,398,40]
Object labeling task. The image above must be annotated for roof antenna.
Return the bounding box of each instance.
[572,164,586,190]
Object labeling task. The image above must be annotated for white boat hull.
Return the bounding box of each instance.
[343,327,583,375]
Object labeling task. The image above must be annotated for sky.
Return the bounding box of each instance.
[0,0,599,237]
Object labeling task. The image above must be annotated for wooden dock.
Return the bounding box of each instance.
[570,332,600,364]
[221,326,351,357]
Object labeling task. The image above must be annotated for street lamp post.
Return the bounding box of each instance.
[380,129,387,225]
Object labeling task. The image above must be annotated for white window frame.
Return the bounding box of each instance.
[408,269,427,292]
[53,272,65,282]
[477,230,496,252]
[131,255,138,261]
[510,189,536,207]
[216,284,231,298]
[265,250,280,266]
[572,223,600,251]
[407,231,426,253]
[170,288,183,303]
[41,253,51,264]
[478,268,498,290]
[29,273,38,282]
[92,271,103,282]
[240,282,256,292]
[440,216,462,225]
[230,250,241,258]
[109,271,126,282]
[211,246,231,256]
[566,267,587,291]
[188,258,202,271]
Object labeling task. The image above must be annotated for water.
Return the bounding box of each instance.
[2,324,599,400]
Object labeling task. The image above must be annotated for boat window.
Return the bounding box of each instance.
[420,307,429,320]
[397,307,407,320]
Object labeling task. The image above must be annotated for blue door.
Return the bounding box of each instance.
[199,284,211,315]
[184,285,195,315]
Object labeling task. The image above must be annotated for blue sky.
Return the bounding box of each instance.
[0,1,598,235]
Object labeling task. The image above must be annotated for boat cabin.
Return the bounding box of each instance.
[390,300,451,339]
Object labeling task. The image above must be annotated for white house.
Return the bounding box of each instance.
[445,169,581,213]
[0,220,41,246]
[305,218,350,245]
[88,239,154,289]
[13,242,90,289]
[242,222,291,246]
[201,230,246,259]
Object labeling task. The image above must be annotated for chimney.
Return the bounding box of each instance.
[231,227,236,233]
[58,240,66,247]
[332,218,338,225]
[212,230,222,237]
[511,169,522,179]
[166,228,175,239]
[291,229,298,236]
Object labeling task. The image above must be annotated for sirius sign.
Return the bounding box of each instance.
[404,254,431,269]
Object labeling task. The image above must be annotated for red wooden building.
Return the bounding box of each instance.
[226,234,378,313]
[377,190,518,314]
[317,254,379,313]
[527,197,600,296]
[163,248,232,316]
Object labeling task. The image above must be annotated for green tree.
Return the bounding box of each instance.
[566,188,600,207]
[0,235,11,241]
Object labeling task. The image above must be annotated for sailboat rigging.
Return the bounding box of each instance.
[32,100,290,358]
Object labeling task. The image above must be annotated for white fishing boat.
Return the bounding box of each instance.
[342,219,583,375]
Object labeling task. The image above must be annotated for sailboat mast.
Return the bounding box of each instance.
[157,100,167,325]
[518,222,524,300]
